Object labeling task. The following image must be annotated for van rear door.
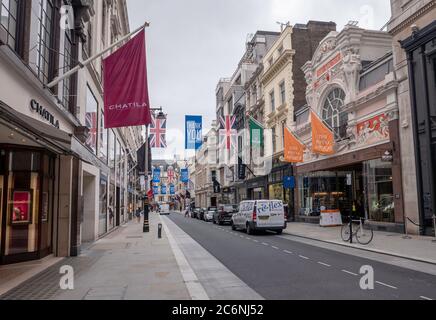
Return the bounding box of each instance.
[255,201,272,227]
[268,201,285,227]
[256,200,284,227]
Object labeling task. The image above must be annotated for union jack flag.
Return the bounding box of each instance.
[219,115,237,151]
[150,114,167,148]
[86,112,97,151]
[167,167,175,184]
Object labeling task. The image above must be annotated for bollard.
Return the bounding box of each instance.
[158,223,162,239]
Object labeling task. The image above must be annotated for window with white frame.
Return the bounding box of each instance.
[322,88,348,138]
[279,81,286,106]
[270,90,275,113]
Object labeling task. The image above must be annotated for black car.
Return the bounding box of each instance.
[192,208,201,219]
[213,204,237,225]
[198,208,207,221]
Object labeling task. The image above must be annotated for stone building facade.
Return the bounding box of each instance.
[0,0,141,265]
[388,0,436,235]
[294,24,404,232]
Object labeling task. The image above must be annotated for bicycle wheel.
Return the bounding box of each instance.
[356,226,374,245]
[341,224,351,242]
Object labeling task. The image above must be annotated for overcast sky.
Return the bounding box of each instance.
[126,0,391,160]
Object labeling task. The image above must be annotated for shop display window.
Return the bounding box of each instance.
[10,190,33,225]
[98,173,108,237]
[298,171,349,216]
[363,159,395,223]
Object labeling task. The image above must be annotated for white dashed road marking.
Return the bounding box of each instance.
[420,296,433,301]
[342,270,359,276]
[376,281,398,290]
[299,255,310,260]
[253,240,259,243]
[284,250,293,254]
[272,246,279,250]
[262,243,269,246]
[318,262,331,267]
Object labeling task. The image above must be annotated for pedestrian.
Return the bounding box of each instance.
[135,208,141,223]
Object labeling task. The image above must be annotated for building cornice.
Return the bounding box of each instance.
[261,50,295,85]
[388,0,435,36]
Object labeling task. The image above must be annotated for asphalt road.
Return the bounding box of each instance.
[168,212,436,300]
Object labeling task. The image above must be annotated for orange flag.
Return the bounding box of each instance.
[284,127,305,163]
[311,111,335,155]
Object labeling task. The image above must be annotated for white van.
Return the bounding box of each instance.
[159,203,170,215]
[232,200,286,235]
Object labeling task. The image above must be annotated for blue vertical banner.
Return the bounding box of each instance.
[152,168,161,183]
[161,185,167,195]
[170,184,175,195]
[153,185,159,195]
[181,169,189,183]
[185,116,203,150]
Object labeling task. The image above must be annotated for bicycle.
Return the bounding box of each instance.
[341,218,374,245]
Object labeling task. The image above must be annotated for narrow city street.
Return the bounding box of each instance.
[167,213,436,300]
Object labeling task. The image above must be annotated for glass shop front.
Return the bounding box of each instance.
[297,159,395,223]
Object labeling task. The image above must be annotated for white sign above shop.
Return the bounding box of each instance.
[30,99,60,129]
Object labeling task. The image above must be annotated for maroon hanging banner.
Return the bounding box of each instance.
[103,30,151,128]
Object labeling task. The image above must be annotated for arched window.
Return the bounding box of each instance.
[322,88,348,138]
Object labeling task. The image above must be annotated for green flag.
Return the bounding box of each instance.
[250,118,264,149]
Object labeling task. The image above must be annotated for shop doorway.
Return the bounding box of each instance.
[0,148,55,265]
[82,173,96,243]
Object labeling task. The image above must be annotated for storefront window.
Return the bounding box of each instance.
[85,86,98,154]
[98,173,108,237]
[116,139,121,185]
[364,159,395,223]
[108,182,115,230]
[269,183,284,201]
[5,152,41,256]
[108,130,115,169]
[99,110,108,164]
[298,171,349,216]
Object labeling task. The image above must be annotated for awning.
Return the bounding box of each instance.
[0,100,102,167]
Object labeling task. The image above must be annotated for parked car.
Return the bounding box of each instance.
[205,207,217,221]
[214,204,238,225]
[198,208,207,221]
[192,208,201,219]
[232,200,286,235]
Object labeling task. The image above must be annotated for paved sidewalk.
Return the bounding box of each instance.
[1,214,191,300]
[55,214,190,300]
[0,255,63,297]
[284,222,436,265]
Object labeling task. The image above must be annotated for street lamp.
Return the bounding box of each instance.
[143,106,165,233]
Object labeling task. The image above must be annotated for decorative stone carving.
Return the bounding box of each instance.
[314,36,337,64]
[71,0,95,43]
[341,48,361,102]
